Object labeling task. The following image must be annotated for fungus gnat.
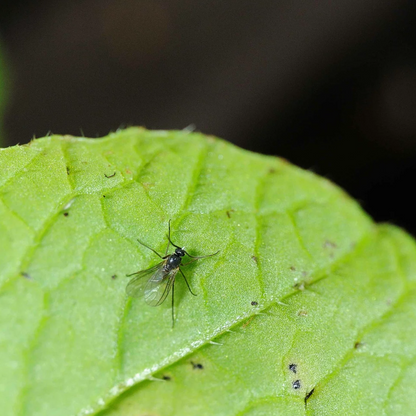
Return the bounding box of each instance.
[126,220,219,327]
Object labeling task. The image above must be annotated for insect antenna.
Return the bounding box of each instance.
[166,219,182,250]
[137,239,164,259]
[167,220,220,259]
[184,250,220,259]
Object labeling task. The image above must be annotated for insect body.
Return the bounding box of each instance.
[126,220,219,326]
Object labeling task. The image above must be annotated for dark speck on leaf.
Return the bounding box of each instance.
[105,172,116,178]
[305,388,315,404]
[288,363,297,374]
[292,380,301,390]
[191,361,204,370]
[251,301,258,306]
[162,375,171,381]
[63,212,69,217]
[102,195,106,198]
[66,166,70,175]
[354,341,363,349]
[268,168,276,174]
[323,240,337,249]
[251,255,258,263]
[226,209,235,218]
[290,266,296,271]
[111,275,117,280]
[21,272,31,279]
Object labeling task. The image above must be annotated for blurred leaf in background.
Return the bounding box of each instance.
[0,39,9,146]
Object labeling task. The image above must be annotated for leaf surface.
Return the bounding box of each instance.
[0,128,415,416]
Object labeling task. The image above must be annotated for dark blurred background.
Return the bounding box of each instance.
[0,0,416,234]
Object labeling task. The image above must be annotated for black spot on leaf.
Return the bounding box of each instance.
[191,361,204,370]
[292,379,301,390]
[288,363,297,374]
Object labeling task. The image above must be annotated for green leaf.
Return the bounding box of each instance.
[0,128,415,416]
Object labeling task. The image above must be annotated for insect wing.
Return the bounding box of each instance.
[145,267,178,307]
[126,262,165,298]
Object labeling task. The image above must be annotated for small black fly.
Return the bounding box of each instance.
[126,220,219,327]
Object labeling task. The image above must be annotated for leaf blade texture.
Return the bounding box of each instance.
[0,128,415,416]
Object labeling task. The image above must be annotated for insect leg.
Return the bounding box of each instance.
[171,279,175,328]
[179,267,197,296]
[137,239,163,259]
[164,224,171,256]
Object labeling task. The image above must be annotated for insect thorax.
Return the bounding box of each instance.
[165,254,182,271]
